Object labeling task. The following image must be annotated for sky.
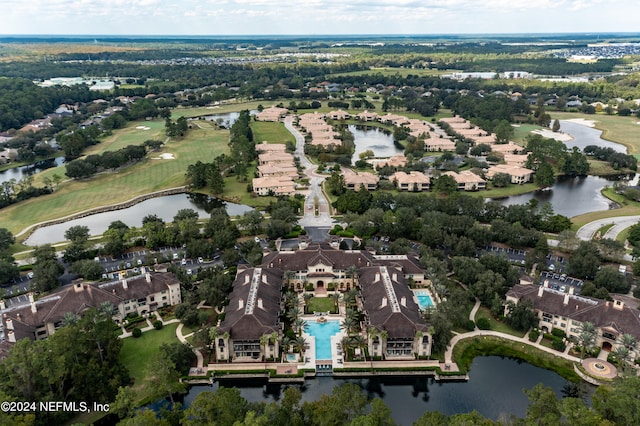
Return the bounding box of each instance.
[2,0,639,36]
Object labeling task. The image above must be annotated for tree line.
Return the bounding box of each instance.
[65,143,149,179]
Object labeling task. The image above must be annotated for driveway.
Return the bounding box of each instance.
[284,116,333,230]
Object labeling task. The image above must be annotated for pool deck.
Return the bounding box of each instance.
[301,315,347,370]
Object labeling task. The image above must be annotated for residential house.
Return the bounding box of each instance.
[342,169,379,191]
[444,171,486,191]
[486,164,534,184]
[390,171,430,192]
[255,106,289,122]
[252,176,296,196]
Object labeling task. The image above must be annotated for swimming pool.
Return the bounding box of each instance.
[414,291,434,310]
[305,320,341,360]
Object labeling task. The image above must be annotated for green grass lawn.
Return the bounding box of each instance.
[306,296,337,313]
[5,124,230,237]
[119,323,179,402]
[474,306,527,337]
[511,123,542,143]
[251,121,295,145]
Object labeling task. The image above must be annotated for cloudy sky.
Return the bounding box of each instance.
[2,0,638,36]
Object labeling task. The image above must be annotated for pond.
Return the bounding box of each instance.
[24,193,253,245]
[174,356,572,425]
[494,174,632,218]
[197,110,258,128]
[0,157,64,185]
[560,120,627,153]
[349,124,403,165]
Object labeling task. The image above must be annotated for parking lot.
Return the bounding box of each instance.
[540,270,583,295]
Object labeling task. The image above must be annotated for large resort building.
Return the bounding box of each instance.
[507,282,640,356]
[215,243,432,364]
[1,270,181,343]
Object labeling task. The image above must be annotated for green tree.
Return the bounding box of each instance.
[524,384,561,426]
[493,120,513,144]
[552,119,561,132]
[31,244,64,293]
[433,174,458,195]
[534,162,555,188]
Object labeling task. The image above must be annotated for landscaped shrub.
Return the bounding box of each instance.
[153,320,163,330]
[551,338,566,352]
[551,329,566,339]
[476,317,491,330]
[463,320,476,331]
[529,330,540,342]
[132,328,142,338]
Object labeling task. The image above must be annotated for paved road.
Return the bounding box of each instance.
[284,116,333,230]
[576,215,640,241]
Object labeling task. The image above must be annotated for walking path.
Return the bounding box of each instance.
[444,329,580,372]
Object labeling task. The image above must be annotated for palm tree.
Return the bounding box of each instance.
[293,318,307,336]
[209,326,219,362]
[619,333,637,351]
[352,335,367,361]
[98,301,117,319]
[61,312,80,327]
[284,270,295,290]
[613,346,631,374]
[303,293,314,313]
[578,321,596,359]
[340,336,354,361]
[341,317,357,336]
[294,336,307,358]
[287,306,301,323]
[380,330,388,358]
[281,336,291,356]
[331,292,340,313]
[347,265,358,289]
[284,291,298,309]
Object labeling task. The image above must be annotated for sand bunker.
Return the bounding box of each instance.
[135,125,151,130]
[152,153,175,160]
[531,128,573,142]
[564,118,596,127]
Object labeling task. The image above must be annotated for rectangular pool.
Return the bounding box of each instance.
[305,320,341,360]
[414,291,433,310]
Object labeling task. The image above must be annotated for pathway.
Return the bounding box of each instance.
[444,329,581,372]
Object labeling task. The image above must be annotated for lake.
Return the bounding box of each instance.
[0,157,64,185]
[350,124,403,164]
[560,120,627,153]
[495,174,631,218]
[173,356,571,425]
[24,193,253,245]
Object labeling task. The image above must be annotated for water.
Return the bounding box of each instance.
[0,157,64,184]
[560,120,627,153]
[495,174,630,217]
[198,110,258,128]
[179,356,570,425]
[349,124,403,165]
[24,193,253,245]
[414,291,434,309]
[305,320,341,360]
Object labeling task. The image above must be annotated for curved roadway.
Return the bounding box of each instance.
[576,215,640,241]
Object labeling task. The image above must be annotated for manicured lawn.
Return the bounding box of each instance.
[550,112,640,154]
[251,121,295,145]
[452,335,580,381]
[306,296,337,313]
[474,306,526,338]
[511,123,542,143]
[4,124,230,236]
[571,205,640,231]
[119,323,180,402]
[83,120,166,155]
